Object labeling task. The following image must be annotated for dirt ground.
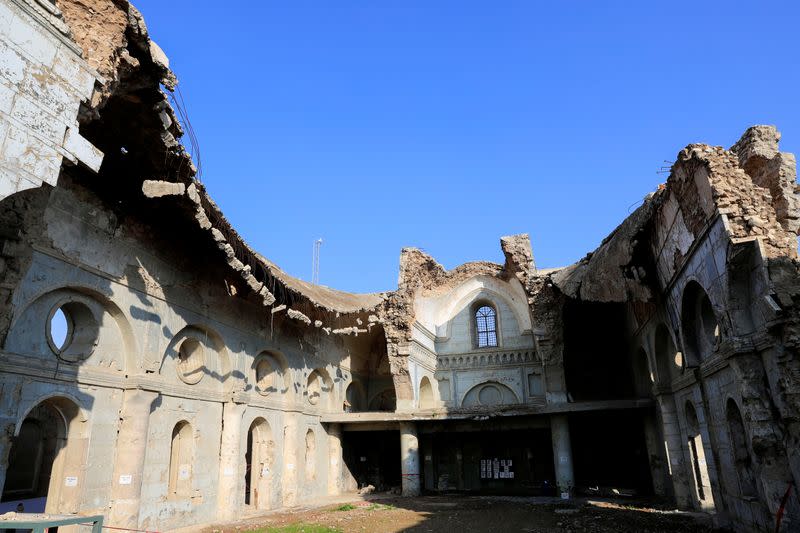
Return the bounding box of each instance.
[199,496,718,533]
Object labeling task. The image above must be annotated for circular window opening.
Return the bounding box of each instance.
[47,301,99,362]
[255,358,275,396]
[49,307,70,350]
[177,338,205,385]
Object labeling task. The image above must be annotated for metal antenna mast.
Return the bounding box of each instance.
[312,238,323,284]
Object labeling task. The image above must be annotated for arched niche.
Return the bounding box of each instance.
[418,376,434,409]
[725,399,758,498]
[680,281,721,365]
[461,381,519,408]
[252,351,290,398]
[245,417,275,509]
[306,368,334,410]
[4,287,136,373]
[168,421,194,498]
[344,380,366,412]
[304,429,316,482]
[160,325,231,392]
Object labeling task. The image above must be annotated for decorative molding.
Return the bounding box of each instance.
[438,348,538,370]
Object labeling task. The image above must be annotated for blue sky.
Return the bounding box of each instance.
[135,1,800,294]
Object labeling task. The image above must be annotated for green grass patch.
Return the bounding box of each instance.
[332,503,357,511]
[365,503,396,511]
[244,524,342,533]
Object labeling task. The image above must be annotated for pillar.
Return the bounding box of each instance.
[108,389,158,529]
[217,402,245,519]
[550,414,574,498]
[400,422,420,496]
[327,423,342,495]
[655,394,693,508]
[282,415,298,507]
[0,416,16,496]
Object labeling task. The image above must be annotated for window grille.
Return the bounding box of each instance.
[475,305,498,347]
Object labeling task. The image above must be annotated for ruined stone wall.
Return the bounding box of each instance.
[622,127,800,532]
[0,170,370,529]
[0,0,103,202]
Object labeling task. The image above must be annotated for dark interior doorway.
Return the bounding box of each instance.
[342,430,400,491]
[569,410,654,495]
[1,402,66,512]
[422,428,555,495]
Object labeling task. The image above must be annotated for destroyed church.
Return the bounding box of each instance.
[0,1,799,532]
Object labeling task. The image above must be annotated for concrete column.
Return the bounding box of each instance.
[281,415,298,507]
[399,422,421,496]
[656,394,693,508]
[0,417,16,496]
[327,423,342,495]
[108,390,158,529]
[217,402,245,519]
[550,414,574,498]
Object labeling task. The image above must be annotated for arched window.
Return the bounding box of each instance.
[475,305,498,348]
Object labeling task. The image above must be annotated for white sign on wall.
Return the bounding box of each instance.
[178,465,191,480]
[223,467,235,477]
[65,476,78,487]
[119,474,133,485]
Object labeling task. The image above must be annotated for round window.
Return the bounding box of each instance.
[47,301,99,362]
[176,338,205,385]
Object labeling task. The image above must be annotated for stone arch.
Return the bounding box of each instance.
[654,323,682,385]
[680,281,720,365]
[2,396,85,514]
[245,417,275,509]
[418,376,434,409]
[725,398,758,498]
[160,325,231,391]
[461,381,519,407]
[344,380,366,412]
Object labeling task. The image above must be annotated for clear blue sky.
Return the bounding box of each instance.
[135,1,799,294]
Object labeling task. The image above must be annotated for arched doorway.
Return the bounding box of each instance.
[1,397,81,514]
[245,418,274,509]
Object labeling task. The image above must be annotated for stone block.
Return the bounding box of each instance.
[0,38,26,85]
[6,13,58,66]
[63,126,103,172]
[12,92,66,142]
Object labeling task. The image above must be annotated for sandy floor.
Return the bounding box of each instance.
[196,495,718,533]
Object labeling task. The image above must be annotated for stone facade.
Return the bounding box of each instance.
[0,2,799,532]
